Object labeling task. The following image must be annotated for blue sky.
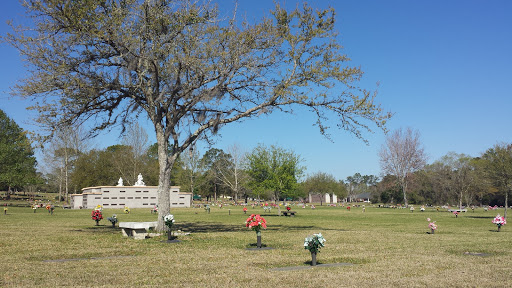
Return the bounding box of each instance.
[1,1,511,181]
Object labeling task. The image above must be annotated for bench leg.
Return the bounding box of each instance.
[132,229,148,240]
[121,228,132,237]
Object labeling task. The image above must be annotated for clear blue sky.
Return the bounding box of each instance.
[1,0,511,181]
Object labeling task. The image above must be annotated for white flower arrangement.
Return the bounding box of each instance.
[304,233,326,253]
[163,214,175,229]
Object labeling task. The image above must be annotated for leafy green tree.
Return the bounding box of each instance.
[246,144,304,203]
[376,175,403,204]
[7,1,390,230]
[70,149,118,190]
[481,143,512,218]
[0,109,38,195]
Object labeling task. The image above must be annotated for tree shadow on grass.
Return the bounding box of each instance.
[177,222,347,233]
[466,216,495,219]
[73,226,120,234]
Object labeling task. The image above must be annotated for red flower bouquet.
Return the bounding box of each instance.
[245,214,267,232]
[92,209,103,225]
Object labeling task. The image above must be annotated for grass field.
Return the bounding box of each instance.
[1,204,511,287]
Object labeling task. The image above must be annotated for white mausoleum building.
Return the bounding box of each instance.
[70,185,192,209]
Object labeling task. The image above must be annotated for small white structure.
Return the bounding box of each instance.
[117,177,124,186]
[134,173,145,186]
[309,193,338,204]
[70,185,192,209]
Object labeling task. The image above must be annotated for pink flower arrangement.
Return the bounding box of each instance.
[427,218,437,231]
[492,214,506,227]
[453,211,459,217]
[245,214,267,232]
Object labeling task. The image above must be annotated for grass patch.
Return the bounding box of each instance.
[1,205,511,287]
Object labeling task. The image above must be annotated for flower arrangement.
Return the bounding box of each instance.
[453,211,459,218]
[427,218,437,233]
[243,207,248,214]
[246,214,267,232]
[492,214,506,232]
[263,206,271,213]
[163,214,176,240]
[304,233,326,253]
[163,214,175,229]
[91,209,103,225]
[410,206,415,213]
[246,214,267,248]
[286,206,291,211]
[107,214,118,227]
[304,233,326,265]
[124,206,130,214]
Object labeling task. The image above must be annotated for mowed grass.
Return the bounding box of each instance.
[1,205,511,287]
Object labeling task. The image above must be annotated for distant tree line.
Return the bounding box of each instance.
[2,112,511,209]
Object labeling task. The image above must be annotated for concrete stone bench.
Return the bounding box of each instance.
[119,222,157,240]
[448,209,467,213]
[282,211,296,217]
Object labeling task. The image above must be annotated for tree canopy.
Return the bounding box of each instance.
[481,143,512,218]
[6,0,390,230]
[0,109,39,193]
[246,144,304,202]
[303,172,346,200]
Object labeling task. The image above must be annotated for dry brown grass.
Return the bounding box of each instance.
[1,205,511,287]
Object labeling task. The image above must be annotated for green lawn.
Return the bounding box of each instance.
[1,205,510,287]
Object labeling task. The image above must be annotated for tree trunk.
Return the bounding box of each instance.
[402,178,408,207]
[505,188,509,219]
[155,133,176,232]
[65,147,69,204]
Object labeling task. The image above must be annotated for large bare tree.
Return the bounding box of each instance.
[216,143,248,202]
[6,0,391,230]
[118,122,149,185]
[42,125,89,201]
[379,128,426,207]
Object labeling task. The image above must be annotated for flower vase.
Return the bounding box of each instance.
[95,220,99,226]
[256,230,262,248]
[498,225,501,232]
[311,251,317,266]
[112,222,116,228]
[168,230,174,241]
[431,229,435,234]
